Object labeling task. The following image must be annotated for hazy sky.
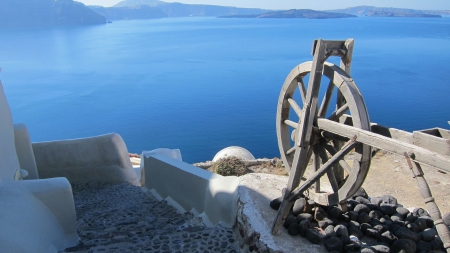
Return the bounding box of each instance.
[77,0,450,10]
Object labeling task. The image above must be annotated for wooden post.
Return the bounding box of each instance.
[404,153,450,253]
[271,39,328,234]
[334,38,355,186]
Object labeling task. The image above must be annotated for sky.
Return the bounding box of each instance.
[76,0,450,10]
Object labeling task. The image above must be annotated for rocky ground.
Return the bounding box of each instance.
[235,151,450,214]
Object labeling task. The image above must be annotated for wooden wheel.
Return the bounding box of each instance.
[276,61,372,205]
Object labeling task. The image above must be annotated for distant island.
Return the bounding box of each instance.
[2,1,448,28]
[90,0,268,21]
[0,0,105,28]
[327,6,445,17]
[364,11,440,18]
[219,9,356,19]
[92,2,445,21]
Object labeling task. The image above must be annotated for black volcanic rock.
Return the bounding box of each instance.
[379,230,397,245]
[0,0,105,28]
[394,227,419,242]
[298,220,310,237]
[323,236,343,253]
[283,215,297,229]
[269,196,282,210]
[391,239,416,253]
[287,223,299,236]
[315,207,328,221]
[306,229,322,244]
[296,213,313,223]
[420,228,437,242]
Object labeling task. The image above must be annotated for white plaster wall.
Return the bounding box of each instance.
[0,80,21,180]
[1,80,79,252]
[32,133,140,186]
[143,154,239,227]
[0,178,79,253]
[14,123,39,179]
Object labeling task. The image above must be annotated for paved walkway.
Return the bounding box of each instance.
[62,182,240,253]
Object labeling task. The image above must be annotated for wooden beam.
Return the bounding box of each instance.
[317,118,450,172]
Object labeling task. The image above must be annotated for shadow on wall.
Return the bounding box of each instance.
[142,154,239,228]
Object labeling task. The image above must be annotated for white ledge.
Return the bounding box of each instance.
[143,154,239,228]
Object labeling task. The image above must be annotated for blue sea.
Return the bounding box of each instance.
[1,17,450,163]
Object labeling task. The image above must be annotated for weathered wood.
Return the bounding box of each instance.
[370,123,414,144]
[340,38,354,74]
[334,38,355,184]
[273,39,371,234]
[413,129,450,156]
[287,137,357,202]
[404,153,450,253]
[273,40,329,234]
[313,146,321,193]
[318,118,450,172]
[287,98,302,119]
[318,80,335,118]
[317,145,340,193]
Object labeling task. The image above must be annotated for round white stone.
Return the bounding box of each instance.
[212,146,255,162]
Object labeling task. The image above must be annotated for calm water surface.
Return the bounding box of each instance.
[1,17,449,162]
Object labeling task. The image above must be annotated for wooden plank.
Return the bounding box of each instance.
[437,128,450,139]
[370,124,414,144]
[307,191,339,206]
[318,118,450,172]
[370,124,450,156]
[412,130,450,156]
[340,38,354,74]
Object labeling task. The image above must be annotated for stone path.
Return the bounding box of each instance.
[62,182,239,253]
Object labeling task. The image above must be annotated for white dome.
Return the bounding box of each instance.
[212,146,255,162]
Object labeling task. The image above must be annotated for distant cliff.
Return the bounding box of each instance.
[89,5,167,20]
[220,9,356,19]
[365,11,441,18]
[0,0,106,28]
[327,6,443,17]
[89,0,268,20]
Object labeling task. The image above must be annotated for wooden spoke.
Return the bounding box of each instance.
[287,136,358,202]
[322,142,352,174]
[286,146,296,155]
[297,77,307,103]
[318,80,335,118]
[284,120,298,128]
[328,103,349,121]
[317,145,340,193]
[313,146,321,193]
[288,98,303,118]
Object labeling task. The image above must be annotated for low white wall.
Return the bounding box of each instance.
[32,133,140,186]
[143,154,239,228]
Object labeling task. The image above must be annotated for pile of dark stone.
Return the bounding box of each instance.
[270,188,447,253]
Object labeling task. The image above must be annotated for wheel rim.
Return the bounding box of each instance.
[276,61,372,204]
